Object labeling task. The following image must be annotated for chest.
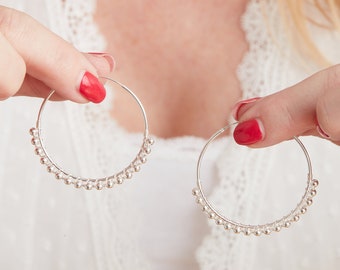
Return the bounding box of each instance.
[94,0,248,137]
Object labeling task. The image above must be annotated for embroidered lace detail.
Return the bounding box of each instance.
[47,1,151,269]
[19,0,340,269]
[197,1,340,270]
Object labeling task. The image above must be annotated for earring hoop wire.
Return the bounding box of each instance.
[30,77,154,190]
[193,122,318,236]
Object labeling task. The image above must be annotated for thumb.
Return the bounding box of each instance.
[232,65,340,147]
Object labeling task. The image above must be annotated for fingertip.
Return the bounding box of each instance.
[78,71,106,103]
[0,33,26,99]
[233,118,265,145]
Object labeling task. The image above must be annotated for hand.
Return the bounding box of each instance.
[0,6,114,103]
[232,64,340,146]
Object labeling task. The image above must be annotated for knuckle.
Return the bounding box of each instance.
[0,57,26,100]
[317,97,340,139]
[0,7,21,35]
[0,7,34,44]
[324,64,340,91]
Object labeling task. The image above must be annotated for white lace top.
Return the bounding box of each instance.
[1,0,340,269]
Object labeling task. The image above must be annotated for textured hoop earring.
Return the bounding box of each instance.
[30,77,154,190]
[192,122,319,236]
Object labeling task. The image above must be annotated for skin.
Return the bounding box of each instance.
[236,66,340,146]
[1,1,339,146]
[94,0,247,138]
[0,7,113,102]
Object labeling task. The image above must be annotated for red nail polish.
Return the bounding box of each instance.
[233,119,264,145]
[231,97,261,120]
[79,71,106,103]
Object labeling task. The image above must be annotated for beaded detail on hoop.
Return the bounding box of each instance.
[193,122,318,236]
[30,78,154,190]
[30,127,154,190]
[192,178,318,236]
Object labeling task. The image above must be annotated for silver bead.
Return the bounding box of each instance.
[254,230,262,236]
[107,179,114,188]
[55,172,63,180]
[310,189,317,197]
[192,188,200,196]
[275,226,281,232]
[196,197,203,204]
[117,177,124,184]
[234,227,241,234]
[125,171,133,179]
[85,182,93,190]
[202,206,209,212]
[40,157,48,164]
[216,219,224,225]
[31,138,39,145]
[75,180,83,189]
[284,222,291,228]
[244,229,251,236]
[208,213,216,219]
[224,224,232,230]
[29,128,38,136]
[307,199,313,206]
[47,166,55,173]
[96,182,104,190]
[35,148,43,156]
[300,207,307,214]
[133,159,141,166]
[144,147,151,154]
[147,138,155,145]
[140,156,147,163]
[293,215,300,222]
[64,178,72,185]
[312,179,319,187]
[264,229,271,235]
[133,165,141,172]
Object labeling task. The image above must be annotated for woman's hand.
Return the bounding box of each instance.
[0,6,114,103]
[232,64,340,146]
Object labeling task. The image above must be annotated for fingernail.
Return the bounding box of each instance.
[87,52,115,72]
[231,97,261,120]
[316,125,330,138]
[79,71,106,103]
[233,119,264,145]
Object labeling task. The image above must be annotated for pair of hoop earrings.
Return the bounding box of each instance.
[29,78,318,236]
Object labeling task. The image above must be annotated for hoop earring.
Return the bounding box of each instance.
[192,122,318,236]
[30,78,154,190]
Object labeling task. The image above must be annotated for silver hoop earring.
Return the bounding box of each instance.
[192,122,318,236]
[30,77,154,190]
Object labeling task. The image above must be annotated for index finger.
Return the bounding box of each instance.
[233,65,340,147]
[0,6,105,103]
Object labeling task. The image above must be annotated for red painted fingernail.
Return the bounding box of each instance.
[316,125,330,138]
[233,119,264,145]
[231,97,261,120]
[79,71,106,103]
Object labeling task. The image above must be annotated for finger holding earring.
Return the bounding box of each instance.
[30,78,154,190]
[232,64,340,147]
[193,122,318,236]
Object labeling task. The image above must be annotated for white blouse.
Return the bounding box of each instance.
[1,0,340,269]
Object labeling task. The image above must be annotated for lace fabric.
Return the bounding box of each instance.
[1,0,340,269]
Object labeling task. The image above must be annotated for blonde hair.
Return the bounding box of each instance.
[277,0,340,66]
